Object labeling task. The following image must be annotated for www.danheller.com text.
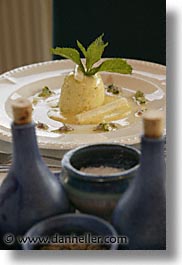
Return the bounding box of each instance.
[2,233,128,246]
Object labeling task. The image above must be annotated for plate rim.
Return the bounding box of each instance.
[0,58,166,78]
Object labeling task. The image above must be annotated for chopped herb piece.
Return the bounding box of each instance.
[93,122,118,132]
[134,90,146,104]
[38,86,53,98]
[36,122,49,130]
[51,124,74,133]
[106,84,120,94]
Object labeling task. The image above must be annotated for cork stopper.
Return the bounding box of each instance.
[143,110,164,138]
[12,98,32,125]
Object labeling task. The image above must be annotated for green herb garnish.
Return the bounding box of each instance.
[51,124,74,133]
[106,84,120,94]
[94,122,118,132]
[38,86,53,98]
[134,90,146,104]
[51,34,132,76]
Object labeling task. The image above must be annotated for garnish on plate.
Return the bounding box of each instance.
[106,84,121,95]
[51,124,74,133]
[93,122,118,132]
[76,98,130,125]
[51,34,132,76]
[133,90,146,104]
[38,86,54,98]
[36,122,49,130]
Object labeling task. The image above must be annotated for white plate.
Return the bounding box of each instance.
[0,59,166,150]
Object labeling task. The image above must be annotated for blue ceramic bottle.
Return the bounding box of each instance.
[112,111,166,250]
[0,99,70,245]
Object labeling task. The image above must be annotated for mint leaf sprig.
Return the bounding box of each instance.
[51,34,132,76]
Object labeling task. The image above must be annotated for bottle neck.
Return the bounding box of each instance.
[141,135,165,163]
[11,122,42,171]
[136,135,166,191]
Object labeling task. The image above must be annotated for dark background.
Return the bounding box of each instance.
[53,0,166,65]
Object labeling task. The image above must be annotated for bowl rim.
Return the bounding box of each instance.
[61,143,140,182]
[22,213,118,250]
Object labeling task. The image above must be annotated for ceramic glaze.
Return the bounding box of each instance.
[22,213,118,250]
[61,144,140,219]
[112,136,166,250]
[0,122,71,248]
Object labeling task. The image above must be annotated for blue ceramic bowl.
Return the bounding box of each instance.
[22,213,118,250]
[61,144,140,219]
